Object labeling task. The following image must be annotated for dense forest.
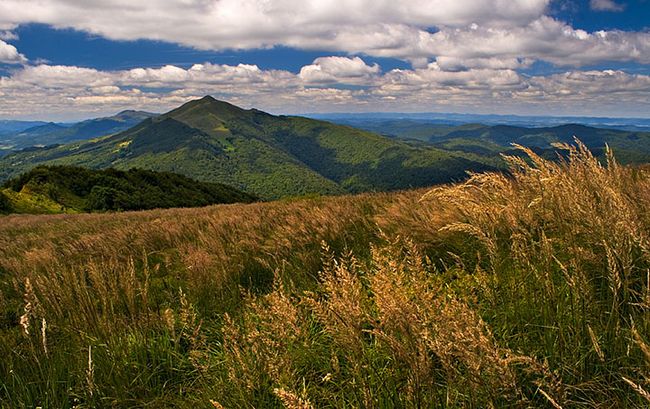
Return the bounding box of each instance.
[1,165,256,213]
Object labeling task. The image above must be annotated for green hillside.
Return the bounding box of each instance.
[0,165,256,214]
[432,123,650,160]
[333,118,650,164]
[0,96,494,199]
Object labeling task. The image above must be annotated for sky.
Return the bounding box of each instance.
[0,0,649,121]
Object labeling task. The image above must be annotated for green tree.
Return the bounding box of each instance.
[0,191,9,212]
[85,185,118,211]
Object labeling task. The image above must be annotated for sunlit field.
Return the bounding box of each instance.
[2,143,649,408]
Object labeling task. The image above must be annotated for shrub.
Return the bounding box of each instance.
[0,190,9,212]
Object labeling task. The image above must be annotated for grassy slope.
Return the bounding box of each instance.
[1,187,70,214]
[1,143,650,407]
[0,97,493,199]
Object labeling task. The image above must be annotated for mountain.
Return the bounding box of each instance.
[8,122,68,139]
[311,112,650,132]
[318,118,650,164]
[0,120,50,155]
[0,165,256,214]
[0,119,49,134]
[0,110,156,152]
[426,123,650,163]
[0,96,494,199]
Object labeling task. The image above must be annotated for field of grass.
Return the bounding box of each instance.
[1,142,650,407]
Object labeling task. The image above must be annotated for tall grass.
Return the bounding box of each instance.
[1,141,649,407]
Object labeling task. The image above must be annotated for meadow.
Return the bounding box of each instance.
[1,142,649,408]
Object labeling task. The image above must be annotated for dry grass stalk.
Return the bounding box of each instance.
[305,255,367,355]
[621,376,650,402]
[209,400,225,409]
[538,387,564,409]
[588,326,605,362]
[273,388,314,409]
[19,277,38,336]
[41,318,48,356]
[86,345,94,397]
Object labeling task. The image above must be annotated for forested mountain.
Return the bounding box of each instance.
[0,96,493,199]
[0,165,256,214]
[324,118,650,163]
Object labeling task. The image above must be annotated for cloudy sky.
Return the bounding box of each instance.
[0,0,649,120]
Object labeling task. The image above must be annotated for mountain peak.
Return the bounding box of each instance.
[163,96,251,127]
[196,95,242,111]
[115,109,144,116]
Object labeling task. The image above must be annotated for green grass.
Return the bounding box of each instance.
[1,187,70,214]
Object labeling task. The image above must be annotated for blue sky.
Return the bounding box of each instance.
[8,24,412,73]
[0,0,649,120]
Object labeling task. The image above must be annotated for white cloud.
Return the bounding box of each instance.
[12,65,111,87]
[299,57,380,84]
[0,30,18,41]
[425,17,650,67]
[434,56,534,71]
[0,39,26,64]
[0,0,550,44]
[590,0,625,12]
[0,0,647,69]
[1,58,649,120]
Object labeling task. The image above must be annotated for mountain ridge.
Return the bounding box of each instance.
[0,110,156,153]
[0,96,493,199]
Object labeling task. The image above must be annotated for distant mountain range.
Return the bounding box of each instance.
[0,110,156,154]
[0,120,50,134]
[3,97,650,201]
[311,112,650,132]
[0,96,493,199]
[317,119,650,164]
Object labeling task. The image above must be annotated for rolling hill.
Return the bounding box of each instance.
[0,96,493,199]
[428,123,650,161]
[0,110,156,153]
[0,120,49,155]
[323,118,650,163]
[0,165,256,214]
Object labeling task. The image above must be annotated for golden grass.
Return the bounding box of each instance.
[2,141,650,407]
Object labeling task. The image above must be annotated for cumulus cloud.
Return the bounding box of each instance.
[299,57,380,84]
[590,0,625,12]
[0,0,549,45]
[0,39,26,64]
[426,17,650,67]
[1,58,649,120]
[0,0,648,69]
[0,31,18,41]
